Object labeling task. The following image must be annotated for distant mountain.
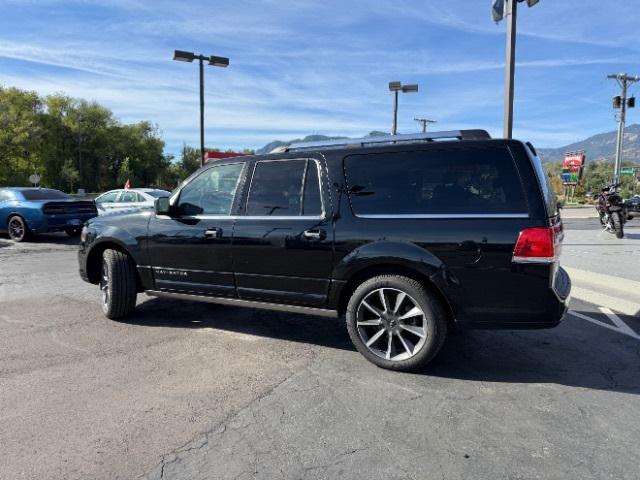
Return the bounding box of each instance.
[256,125,640,164]
[537,124,640,163]
[257,135,349,155]
[256,131,389,154]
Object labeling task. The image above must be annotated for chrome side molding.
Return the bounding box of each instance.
[145,290,338,318]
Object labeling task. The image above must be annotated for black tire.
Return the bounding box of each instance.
[100,249,137,319]
[611,211,624,239]
[65,228,81,237]
[345,275,447,372]
[7,215,30,242]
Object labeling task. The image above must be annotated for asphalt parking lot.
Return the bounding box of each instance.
[1,213,639,480]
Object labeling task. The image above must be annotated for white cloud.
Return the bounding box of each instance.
[1,0,637,153]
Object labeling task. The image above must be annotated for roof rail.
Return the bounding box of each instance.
[273,129,491,153]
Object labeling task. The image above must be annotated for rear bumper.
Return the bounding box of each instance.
[29,214,96,234]
[455,266,571,330]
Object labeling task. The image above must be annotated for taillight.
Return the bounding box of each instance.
[512,224,562,263]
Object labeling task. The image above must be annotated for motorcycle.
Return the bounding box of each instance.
[595,183,626,239]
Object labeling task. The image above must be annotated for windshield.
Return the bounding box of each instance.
[21,189,71,201]
[145,190,171,198]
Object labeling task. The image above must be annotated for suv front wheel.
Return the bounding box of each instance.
[100,249,137,319]
[346,275,447,372]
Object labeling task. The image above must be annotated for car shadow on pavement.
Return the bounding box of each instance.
[126,299,640,394]
[427,317,640,395]
[0,232,80,246]
[125,297,355,352]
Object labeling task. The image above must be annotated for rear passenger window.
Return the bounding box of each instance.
[246,159,322,217]
[302,162,322,216]
[344,148,527,216]
[118,191,137,203]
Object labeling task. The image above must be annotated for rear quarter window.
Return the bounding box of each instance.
[526,145,558,217]
[344,147,528,216]
[21,189,70,201]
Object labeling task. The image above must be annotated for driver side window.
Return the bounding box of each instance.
[178,163,245,216]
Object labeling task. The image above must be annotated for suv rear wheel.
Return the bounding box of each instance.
[346,275,447,371]
[100,249,137,319]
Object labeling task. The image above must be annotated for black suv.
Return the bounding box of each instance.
[79,130,571,371]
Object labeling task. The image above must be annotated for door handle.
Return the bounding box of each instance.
[205,228,222,238]
[303,229,325,240]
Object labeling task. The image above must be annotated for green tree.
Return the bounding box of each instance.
[117,157,134,187]
[0,87,45,186]
[180,144,201,176]
[60,158,80,193]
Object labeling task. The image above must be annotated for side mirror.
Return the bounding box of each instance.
[557,201,564,210]
[155,197,171,216]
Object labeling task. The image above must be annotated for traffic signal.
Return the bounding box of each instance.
[628,96,636,108]
[613,95,622,109]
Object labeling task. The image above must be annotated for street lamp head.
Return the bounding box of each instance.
[402,84,418,93]
[208,55,230,67]
[388,81,402,91]
[173,50,195,62]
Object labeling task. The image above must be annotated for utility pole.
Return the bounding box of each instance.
[607,73,639,185]
[199,57,205,168]
[414,118,436,133]
[503,0,517,139]
[493,0,540,139]
[173,50,229,168]
[389,81,418,135]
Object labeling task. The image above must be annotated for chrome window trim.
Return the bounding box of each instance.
[245,158,325,218]
[239,215,325,221]
[354,213,530,219]
[174,214,325,221]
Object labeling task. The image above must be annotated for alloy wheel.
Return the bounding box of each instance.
[356,287,427,361]
[8,217,25,241]
[100,260,109,306]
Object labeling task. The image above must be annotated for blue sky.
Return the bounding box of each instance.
[0,0,639,157]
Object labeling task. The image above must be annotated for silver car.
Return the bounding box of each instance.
[94,188,171,215]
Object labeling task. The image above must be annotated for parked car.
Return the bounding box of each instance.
[78,130,571,371]
[94,188,171,215]
[0,187,97,242]
[625,195,640,216]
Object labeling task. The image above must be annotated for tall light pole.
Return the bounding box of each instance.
[389,81,418,135]
[607,73,638,185]
[493,0,540,138]
[414,118,436,133]
[173,50,229,168]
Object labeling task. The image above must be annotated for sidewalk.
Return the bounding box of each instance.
[565,266,640,316]
[561,205,597,219]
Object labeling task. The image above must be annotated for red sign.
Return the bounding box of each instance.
[204,151,245,163]
[563,152,585,168]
